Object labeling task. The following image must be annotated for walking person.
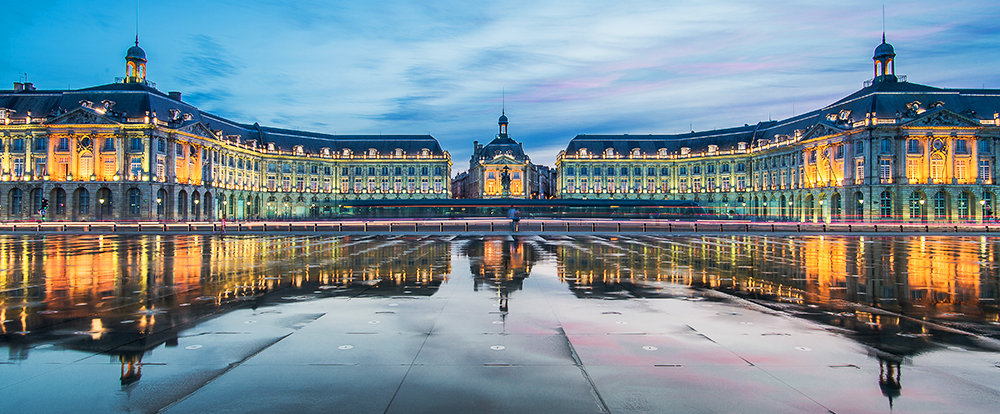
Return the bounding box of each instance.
[508,206,520,232]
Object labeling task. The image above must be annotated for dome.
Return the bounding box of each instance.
[126,42,147,62]
[498,113,508,124]
[873,36,895,59]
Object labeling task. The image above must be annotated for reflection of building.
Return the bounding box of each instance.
[464,237,538,292]
[0,234,453,386]
[453,114,555,199]
[556,38,1000,223]
[0,40,451,221]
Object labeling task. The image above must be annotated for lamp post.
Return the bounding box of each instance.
[156,197,162,222]
[99,198,105,221]
[194,198,200,221]
[919,198,926,222]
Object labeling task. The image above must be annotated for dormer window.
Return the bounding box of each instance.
[342,148,352,157]
[294,145,305,155]
[395,148,404,157]
[680,147,690,155]
[267,142,276,152]
[321,147,331,156]
[658,148,667,157]
[421,148,430,158]
[631,148,641,157]
[604,148,615,157]
[369,148,378,157]
[707,145,718,154]
[579,148,588,157]
[737,142,747,151]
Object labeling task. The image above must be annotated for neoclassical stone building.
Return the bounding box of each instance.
[556,37,1000,223]
[0,40,451,221]
[452,113,554,199]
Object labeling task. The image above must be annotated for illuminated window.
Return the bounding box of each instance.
[907,139,921,154]
[130,157,142,177]
[880,159,892,183]
[956,159,967,181]
[722,177,730,191]
[934,191,947,219]
[567,180,575,193]
[434,179,442,193]
[880,191,893,218]
[13,158,24,177]
[855,160,864,184]
[103,158,116,178]
[930,155,944,182]
[980,160,992,184]
[907,158,921,182]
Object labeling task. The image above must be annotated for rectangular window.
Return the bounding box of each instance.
[835,145,845,159]
[434,179,442,193]
[567,180,575,193]
[979,140,992,154]
[907,158,921,182]
[57,137,69,151]
[103,159,116,178]
[368,179,376,192]
[311,178,318,191]
[855,141,864,155]
[354,179,362,193]
[130,157,142,177]
[722,177,730,192]
[956,139,968,154]
[369,167,376,175]
[282,177,291,191]
[12,138,24,152]
[737,176,745,191]
[931,158,944,182]
[881,139,892,153]
[176,143,184,157]
[855,160,864,184]
[394,180,402,193]
[268,176,276,191]
[324,178,332,192]
[381,179,389,192]
[13,158,24,177]
[342,179,350,193]
[956,159,967,181]
[907,139,921,154]
[296,178,305,191]
[979,160,992,184]
[880,159,892,183]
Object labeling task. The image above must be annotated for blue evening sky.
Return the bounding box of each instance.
[3,0,999,172]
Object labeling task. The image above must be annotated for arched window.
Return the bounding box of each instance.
[77,188,90,215]
[880,191,893,219]
[9,188,22,215]
[854,192,865,220]
[909,193,924,221]
[127,188,141,215]
[934,191,947,220]
[958,192,971,220]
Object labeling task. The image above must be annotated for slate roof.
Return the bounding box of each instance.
[475,136,528,162]
[0,82,446,157]
[563,76,1000,157]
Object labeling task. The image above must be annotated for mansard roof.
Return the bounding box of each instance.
[475,136,528,162]
[563,79,1000,157]
[0,82,446,157]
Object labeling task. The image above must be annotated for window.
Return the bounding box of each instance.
[661,167,669,176]
[855,141,864,155]
[722,177,730,192]
[721,163,730,173]
[10,188,21,214]
[157,139,165,152]
[311,165,319,174]
[58,137,70,151]
[647,167,656,176]
[12,138,24,152]
[679,167,687,176]
[130,137,142,151]
[354,167,362,175]
[855,160,864,184]
[78,189,89,214]
[880,191,893,219]
[325,166,332,175]
[934,191,947,219]
[434,179,442,193]
[907,139,921,154]
[835,145,845,159]
[394,167,402,175]
[12,158,24,177]
[434,167,442,176]
[621,167,629,176]
[736,163,745,173]
[909,193,923,220]
[692,165,701,175]
[880,159,892,183]
[634,167,641,176]
[956,159,967,181]
[408,167,415,175]
[979,140,992,154]
[103,159,116,178]
[594,167,602,176]
[907,158,921,182]
[706,165,715,174]
[580,167,588,175]
[369,167,376,175]
[955,139,968,154]
[127,189,141,215]
[421,167,429,175]
[130,157,142,177]
[980,160,992,184]
[930,155,944,182]
[33,137,47,151]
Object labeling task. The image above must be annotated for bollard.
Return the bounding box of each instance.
[925,225,929,232]
[389,223,393,232]
[339,223,343,232]
[314,223,318,232]
[491,222,495,231]
[440,223,443,232]
[87,224,91,232]
[669,223,673,232]
[592,223,596,232]
[11,224,15,232]
[465,222,469,232]
[36,224,41,232]
[289,223,292,232]
[62,224,67,232]
[239,223,243,232]
[541,222,545,232]
[138,224,142,231]
[899,225,903,232]
[694,223,698,232]
[617,223,621,232]
[415,223,418,232]
[365,222,368,232]
[848,225,852,232]
[823,224,826,232]
[113,224,117,232]
[954,225,958,233]
[565,222,569,232]
[796,224,800,232]
[720,223,723,232]
[770,224,774,232]
[262,223,266,231]
[643,223,647,232]
[188,223,192,231]
[874,225,878,232]
[745,224,749,232]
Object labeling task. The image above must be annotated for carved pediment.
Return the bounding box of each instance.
[177,122,216,139]
[801,122,843,140]
[903,109,981,127]
[44,107,120,125]
[486,154,524,165]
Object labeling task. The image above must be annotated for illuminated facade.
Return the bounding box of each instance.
[0,41,451,221]
[454,113,554,199]
[556,38,1000,223]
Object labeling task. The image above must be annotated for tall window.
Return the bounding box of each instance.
[880,191,893,219]
[12,158,24,177]
[907,139,921,154]
[980,160,992,184]
[979,140,992,154]
[881,139,892,154]
[880,159,892,183]
[934,191,947,220]
[855,160,864,184]
[930,155,944,183]
[958,192,970,220]
[104,159,116,178]
[956,159,967,182]
[907,158,920,182]
[10,188,22,214]
[909,193,923,221]
[127,188,141,215]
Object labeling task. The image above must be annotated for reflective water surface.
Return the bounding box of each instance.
[2,234,999,413]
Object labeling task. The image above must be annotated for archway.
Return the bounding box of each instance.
[178,190,188,221]
[879,191,893,221]
[909,192,927,222]
[8,188,23,219]
[831,193,842,222]
[96,187,112,220]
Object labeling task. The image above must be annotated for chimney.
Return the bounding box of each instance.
[24,83,35,91]
[13,82,23,92]
[168,91,182,101]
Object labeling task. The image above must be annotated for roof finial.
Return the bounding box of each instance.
[502,88,505,115]
[135,0,140,46]
[882,4,886,43]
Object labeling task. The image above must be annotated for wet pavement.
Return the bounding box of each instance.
[1,234,999,413]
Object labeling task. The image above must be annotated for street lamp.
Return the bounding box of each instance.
[99,198,105,221]
[156,197,162,221]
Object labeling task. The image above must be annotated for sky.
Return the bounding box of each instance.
[3,0,1000,173]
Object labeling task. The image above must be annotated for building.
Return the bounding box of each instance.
[0,40,451,221]
[556,37,1000,223]
[453,113,554,198]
